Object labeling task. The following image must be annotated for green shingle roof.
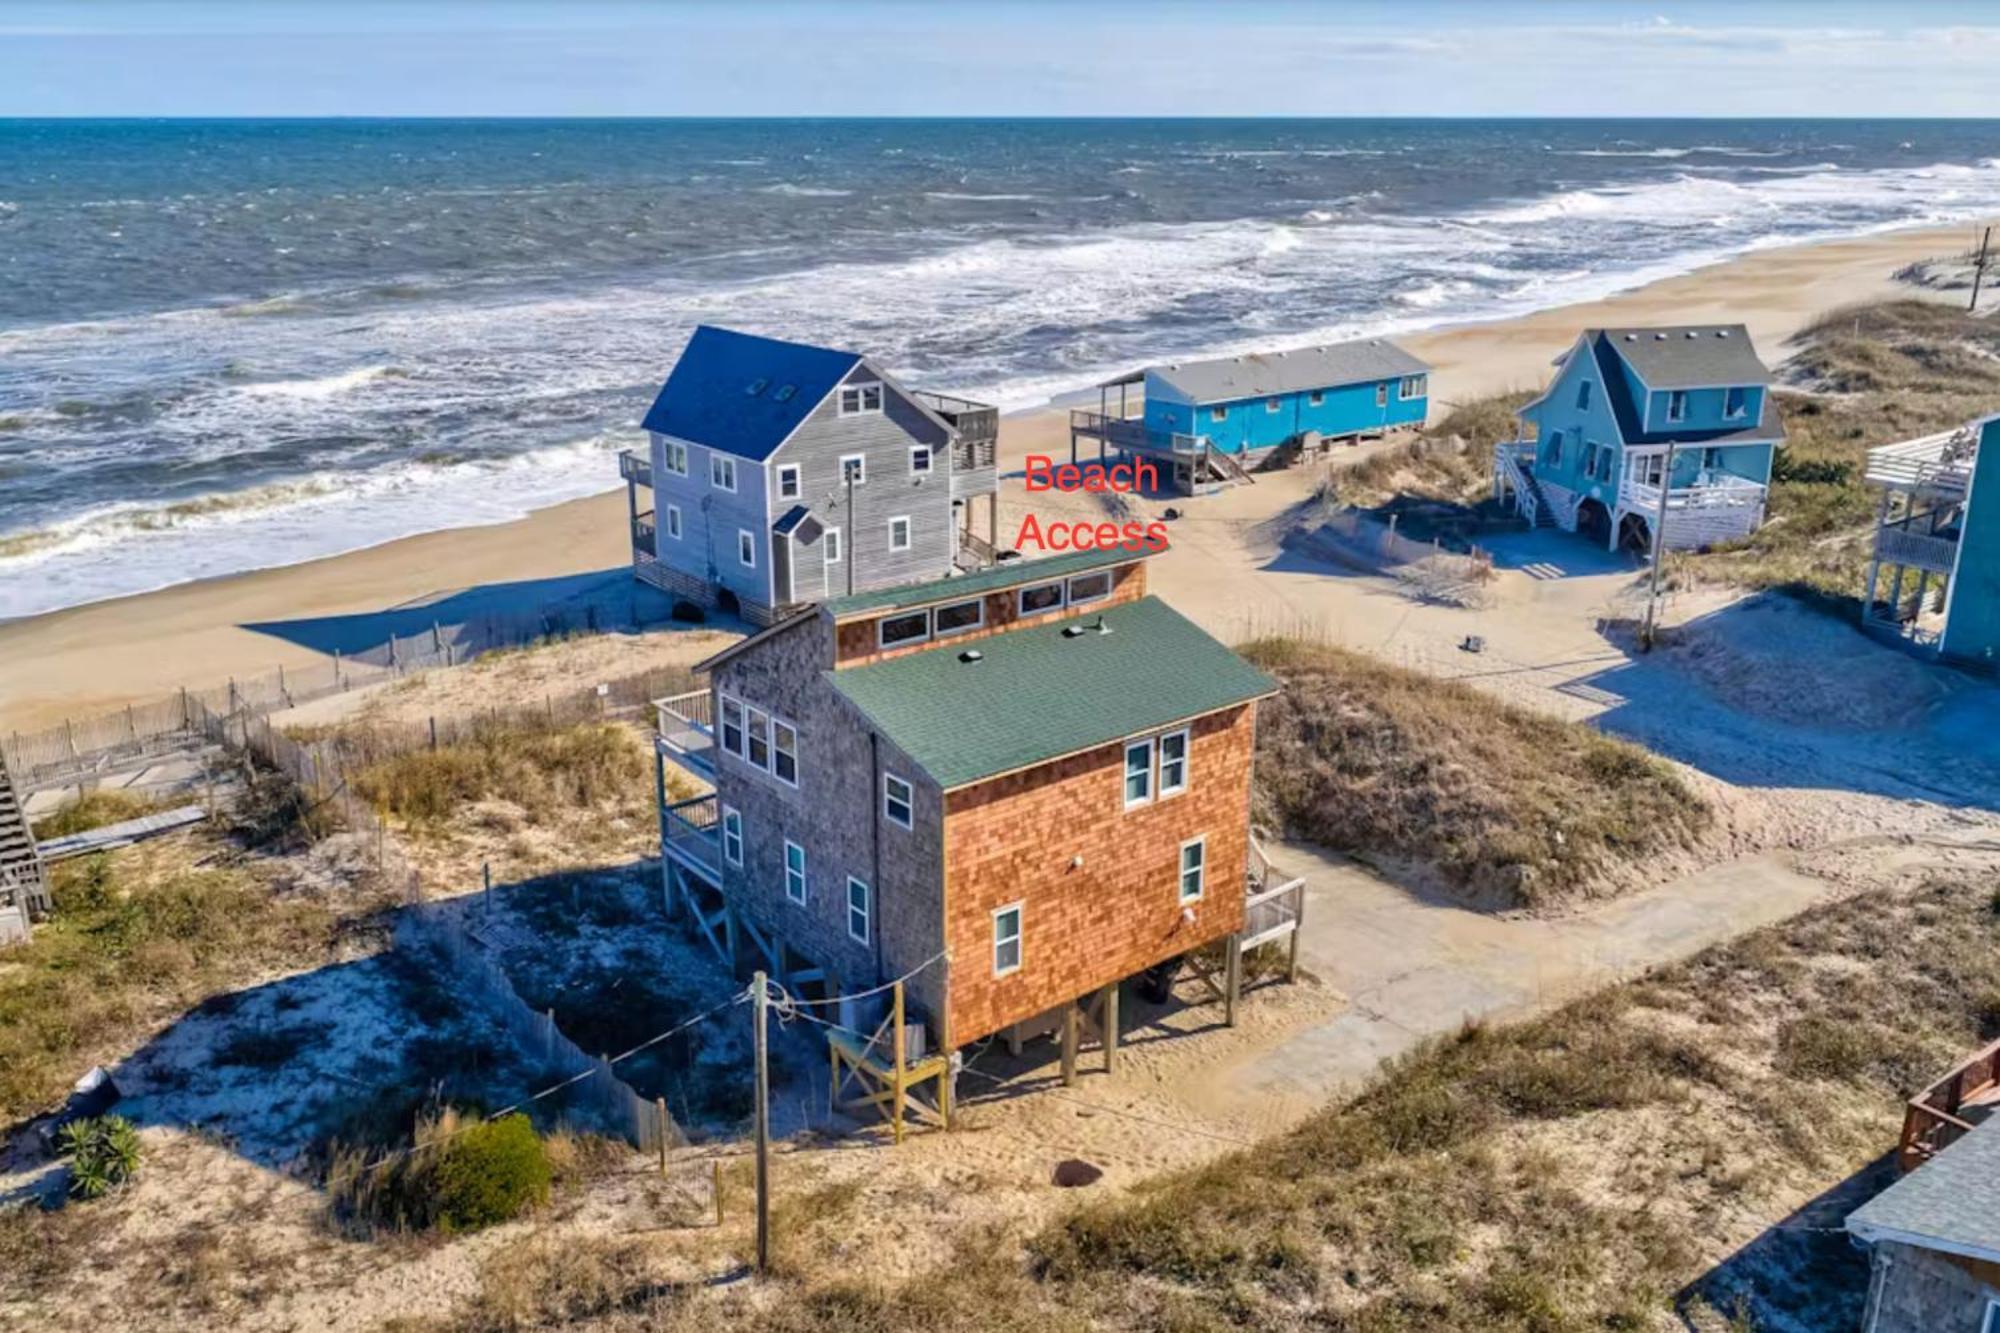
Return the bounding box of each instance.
[826,596,1277,789]
[821,548,1137,619]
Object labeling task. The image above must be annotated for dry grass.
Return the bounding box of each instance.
[1329,393,1536,510]
[29,789,164,840]
[351,720,650,828]
[1240,637,1711,908]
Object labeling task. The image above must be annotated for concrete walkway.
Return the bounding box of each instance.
[1236,842,1842,1105]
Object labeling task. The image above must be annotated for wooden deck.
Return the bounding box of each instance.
[1899,1035,2000,1171]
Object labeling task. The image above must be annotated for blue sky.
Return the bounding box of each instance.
[4,1,2000,117]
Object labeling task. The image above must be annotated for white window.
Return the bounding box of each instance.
[823,527,842,565]
[847,877,871,944]
[839,384,884,416]
[1399,374,1427,401]
[840,453,866,486]
[1665,390,1687,423]
[910,445,933,475]
[721,805,743,867]
[1265,397,1282,414]
[1159,728,1189,796]
[776,464,801,500]
[665,504,682,540]
[784,840,807,905]
[710,453,737,491]
[1124,737,1154,808]
[1636,453,1665,487]
[745,708,770,772]
[1375,382,1388,408]
[738,529,756,568]
[1981,1300,2000,1333]
[1179,836,1206,902]
[992,903,1023,977]
[772,718,798,786]
[1066,570,1111,606]
[720,696,744,758]
[1575,379,1593,412]
[883,772,914,830]
[933,597,983,637]
[663,440,689,476]
[878,610,929,649]
[1725,386,1749,420]
[1018,580,1064,615]
[1209,406,1227,423]
[888,515,912,552]
[1308,390,1325,406]
[1544,431,1565,468]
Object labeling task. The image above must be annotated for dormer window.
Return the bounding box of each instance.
[1666,390,1687,424]
[839,384,884,416]
[1724,386,1749,420]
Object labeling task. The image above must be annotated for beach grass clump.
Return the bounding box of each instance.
[1330,390,1536,510]
[1240,636,1709,909]
[350,719,648,827]
[327,1109,551,1237]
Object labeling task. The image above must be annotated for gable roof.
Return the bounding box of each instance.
[1847,1117,2000,1264]
[1598,324,1775,390]
[1590,334,1786,448]
[820,547,1139,620]
[1147,338,1430,405]
[826,595,1277,790]
[641,326,863,462]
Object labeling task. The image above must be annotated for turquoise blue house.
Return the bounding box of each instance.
[1129,339,1430,455]
[1864,413,2000,669]
[1496,325,1784,552]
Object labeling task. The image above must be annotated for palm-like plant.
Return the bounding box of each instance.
[58,1114,142,1200]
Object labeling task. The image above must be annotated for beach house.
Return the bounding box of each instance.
[1494,325,1784,552]
[646,549,1299,1131]
[619,326,1000,627]
[1862,414,2000,668]
[1069,338,1430,493]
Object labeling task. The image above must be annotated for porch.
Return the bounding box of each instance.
[653,689,716,786]
[1066,409,1251,496]
[1614,466,1767,552]
[1898,1035,2000,1172]
[620,449,657,570]
[1862,427,1978,653]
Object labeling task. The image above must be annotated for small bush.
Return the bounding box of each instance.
[332,1110,550,1235]
[59,1114,142,1200]
[1775,1015,1891,1083]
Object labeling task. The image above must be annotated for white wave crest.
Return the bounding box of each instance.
[237,364,397,400]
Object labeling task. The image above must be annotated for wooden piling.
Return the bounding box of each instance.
[1101,981,1120,1075]
[1060,999,1080,1087]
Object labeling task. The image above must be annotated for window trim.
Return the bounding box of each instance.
[1158,727,1190,798]
[1576,379,1593,412]
[721,805,744,867]
[1982,1299,2000,1333]
[776,463,801,500]
[745,705,770,770]
[823,526,842,566]
[1179,835,1207,903]
[909,444,933,475]
[1665,389,1687,424]
[838,384,884,417]
[887,514,913,553]
[1724,385,1750,421]
[882,772,915,830]
[1375,381,1389,408]
[1066,570,1112,607]
[1017,580,1065,617]
[784,839,807,905]
[846,876,871,945]
[839,452,867,486]
[663,439,689,477]
[932,597,985,638]
[1307,390,1325,407]
[1399,374,1427,402]
[877,609,931,650]
[1544,431,1565,468]
[1209,405,1227,423]
[665,503,682,541]
[771,716,799,788]
[738,528,757,568]
[719,696,745,759]
[710,452,737,492]
[1265,396,1282,414]
[1124,736,1155,809]
[992,901,1024,978]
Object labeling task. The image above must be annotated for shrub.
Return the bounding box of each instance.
[1775,1015,1891,1083]
[59,1114,142,1200]
[429,1114,553,1232]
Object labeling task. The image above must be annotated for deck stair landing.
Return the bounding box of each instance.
[0,748,51,925]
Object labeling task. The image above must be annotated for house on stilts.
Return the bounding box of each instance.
[648,549,1303,1138]
[1494,324,1783,553]
[1862,413,2000,668]
[1072,338,1431,495]
[620,326,1002,627]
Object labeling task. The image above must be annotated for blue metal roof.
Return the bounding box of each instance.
[641,326,863,462]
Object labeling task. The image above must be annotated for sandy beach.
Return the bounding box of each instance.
[0,221,1983,732]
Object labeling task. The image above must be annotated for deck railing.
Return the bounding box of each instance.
[1875,523,1960,574]
[631,516,656,558]
[654,690,716,784]
[1069,410,1208,458]
[1898,1035,2000,1171]
[662,792,721,880]
[619,449,652,488]
[1618,471,1766,513]
[1492,440,1540,525]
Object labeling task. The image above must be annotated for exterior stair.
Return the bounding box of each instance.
[1518,466,1556,528]
[0,748,50,921]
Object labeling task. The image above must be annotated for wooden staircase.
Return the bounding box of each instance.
[0,748,50,923]
[1203,446,1256,487]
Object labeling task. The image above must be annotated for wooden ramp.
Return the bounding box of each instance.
[35,805,207,863]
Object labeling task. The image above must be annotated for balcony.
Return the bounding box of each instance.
[915,390,999,500]
[1875,520,1960,575]
[654,689,715,785]
[662,792,721,884]
[632,514,656,559]
[619,449,653,488]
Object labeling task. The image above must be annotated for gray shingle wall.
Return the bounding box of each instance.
[649,432,773,611]
[1866,1241,2000,1333]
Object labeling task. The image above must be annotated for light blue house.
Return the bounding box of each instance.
[1864,413,2000,668]
[1495,324,1784,552]
[1132,339,1431,454]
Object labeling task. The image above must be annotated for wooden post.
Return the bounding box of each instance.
[655,1097,669,1175]
[1640,440,1679,650]
[891,980,907,1146]
[483,861,492,916]
[333,649,343,690]
[1060,999,1080,1087]
[752,970,770,1274]
[1005,1021,1023,1058]
[1101,981,1120,1075]
[1224,935,1243,1028]
[428,716,438,751]
[713,1158,724,1227]
[1971,225,1992,312]
[1286,888,1303,985]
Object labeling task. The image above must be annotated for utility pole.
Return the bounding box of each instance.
[752,969,770,1274]
[1970,225,1992,313]
[1640,440,1679,651]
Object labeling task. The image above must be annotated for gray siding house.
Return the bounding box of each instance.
[620,326,999,626]
[1847,1116,2000,1332]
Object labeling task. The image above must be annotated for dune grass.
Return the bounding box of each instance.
[1240,637,1710,908]
[29,789,162,841]
[350,720,651,828]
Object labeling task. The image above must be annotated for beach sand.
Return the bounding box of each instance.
[0,222,1982,732]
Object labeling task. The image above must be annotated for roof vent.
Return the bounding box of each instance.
[1624,333,1637,342]
[958,648,984,664]
[1685,331,1698,339]
[1062,624,1086,638]
[1654,333,1667,341]
[746,377,769,395]
[1715,330,1730,338]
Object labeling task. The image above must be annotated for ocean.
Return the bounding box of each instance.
[3,117,1999,620]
